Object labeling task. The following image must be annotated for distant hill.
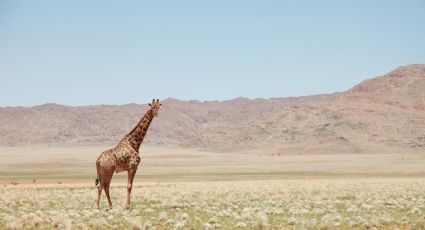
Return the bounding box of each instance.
[0,64,424,154]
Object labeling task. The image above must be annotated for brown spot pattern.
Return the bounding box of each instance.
[95,99,161,209]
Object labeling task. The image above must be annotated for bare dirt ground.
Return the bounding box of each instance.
[1,147,425,185]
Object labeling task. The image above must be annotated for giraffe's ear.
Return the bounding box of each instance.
[148,103,152,106]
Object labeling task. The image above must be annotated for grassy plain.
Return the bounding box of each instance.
[1,147,425,229]
[1,179,425,229]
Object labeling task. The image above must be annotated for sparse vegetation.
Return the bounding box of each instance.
[2,148,425,229]
[1,179,425,229]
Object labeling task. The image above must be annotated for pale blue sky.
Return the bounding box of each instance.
[1,1,424,106]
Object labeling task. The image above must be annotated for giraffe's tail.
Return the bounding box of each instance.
[95,174,100,186]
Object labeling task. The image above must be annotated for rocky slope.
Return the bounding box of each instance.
[0,64,424,154]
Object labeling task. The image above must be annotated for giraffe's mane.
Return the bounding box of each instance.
[126,108,152,136]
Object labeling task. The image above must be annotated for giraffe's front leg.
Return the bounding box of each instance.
[126,169,137,210]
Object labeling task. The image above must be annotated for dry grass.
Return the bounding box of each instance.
[1,147,425,229]
[1,179,425,229]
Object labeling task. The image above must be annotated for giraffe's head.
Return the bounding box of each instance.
[148,99,162,117]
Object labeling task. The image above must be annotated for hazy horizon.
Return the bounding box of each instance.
[1,1,425,106]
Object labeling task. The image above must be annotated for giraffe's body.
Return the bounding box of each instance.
[96,140,141,174]
[95,99,161,210]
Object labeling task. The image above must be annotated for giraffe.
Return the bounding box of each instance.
[95,99,162,210]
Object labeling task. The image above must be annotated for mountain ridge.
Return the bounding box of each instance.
[0,64,424,154]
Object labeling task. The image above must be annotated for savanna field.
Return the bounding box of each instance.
[1,179,425,230]
[2,0,425,229]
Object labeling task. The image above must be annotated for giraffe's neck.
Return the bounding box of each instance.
[124,108,154,151]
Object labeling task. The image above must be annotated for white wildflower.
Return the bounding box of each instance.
[235,222,247,228]
[158,211,168,221]
[129,218,142,230]
[288,217,297,225]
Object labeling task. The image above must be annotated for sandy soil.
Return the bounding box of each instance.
[1,147,425,185]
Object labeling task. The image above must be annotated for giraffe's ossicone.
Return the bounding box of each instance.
[95,99,162,210]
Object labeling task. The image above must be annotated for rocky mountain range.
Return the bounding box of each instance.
[0,64,424,154]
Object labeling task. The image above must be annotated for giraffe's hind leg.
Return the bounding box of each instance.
[104,183,112,209]
[95,164,104,209]
[100,171,114,210]
[96,185,102,209]
[97,167,114,210]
